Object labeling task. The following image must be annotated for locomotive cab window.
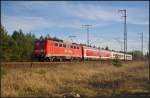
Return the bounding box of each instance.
[35,42,40,46]
[41,42,45,46]
[35,41,45,46]
[54,43,58,47]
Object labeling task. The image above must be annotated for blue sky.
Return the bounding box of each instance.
[1,1,149,53]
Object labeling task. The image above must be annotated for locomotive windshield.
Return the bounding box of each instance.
[35,40,45,46]
[34,39,46,54]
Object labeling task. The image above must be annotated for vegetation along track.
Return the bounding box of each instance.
[1,60,136,68]
[1,60,135,68]
[1,60,149,97]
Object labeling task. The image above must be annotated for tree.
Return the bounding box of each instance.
[0,25,10,61]
[8,29,35,61]
[40,35,44,39]
[0,25,18,61]
[1,25,35,61]
[45,34,51,39]
[93,45,96,48]
[23,33,35,60]
[105,46,109,50]
[128,50,143,60]
[12,30,25,60]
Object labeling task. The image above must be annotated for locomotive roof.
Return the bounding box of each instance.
[35,38,81,46]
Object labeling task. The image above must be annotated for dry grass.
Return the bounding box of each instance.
[1,60,149,97]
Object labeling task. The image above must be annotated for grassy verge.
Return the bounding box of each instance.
[1,60,149,97]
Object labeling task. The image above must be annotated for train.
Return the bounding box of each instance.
[34,38,132,61]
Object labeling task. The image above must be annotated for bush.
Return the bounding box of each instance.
[1,68,7,76]
[112,59,122,67]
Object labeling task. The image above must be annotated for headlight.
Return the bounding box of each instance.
[40,49,44,52]
[35,50,39,52]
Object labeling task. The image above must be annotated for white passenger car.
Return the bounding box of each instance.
[111,52,132,60]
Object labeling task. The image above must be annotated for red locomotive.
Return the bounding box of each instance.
[34,39,82,61]
[34,38,132,61]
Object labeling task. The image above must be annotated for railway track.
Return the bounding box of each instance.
[1,61,113,68]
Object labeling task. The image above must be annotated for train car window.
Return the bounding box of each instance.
[77,47,79,49]
[63,44,66,48]
[59,43,63,47]
[71,46,73,49]
[54,43,58,47]
[74,46,76,49]
[55,43,59,47]
[66,45,70,48]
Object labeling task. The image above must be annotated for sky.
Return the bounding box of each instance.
[1,1,149,54]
